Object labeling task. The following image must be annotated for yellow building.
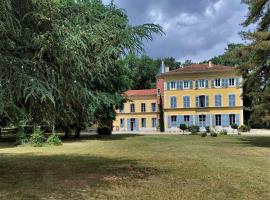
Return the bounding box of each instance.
[114,62,244,132]
[113,89,159,132]
[159,62,243,131]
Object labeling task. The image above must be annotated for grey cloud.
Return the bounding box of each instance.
[105,0,248,62]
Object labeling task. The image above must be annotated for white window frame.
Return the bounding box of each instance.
[171,116,177,127]
[141,103,146,113]
[229,114,236,125]
[183,96,190,108]
[141,118,146,128]
[183,80,190,89]
[184,115,190,124]
[151,103,156,112]
[199,95,206,108]
[215,114,222,126]
[214,79,221,88]
[120,118,125,128]
[130,104,135,113]
[228,78,235,87]
[198,80,205,88]
[152,118,157,128]
[171,81,176,90]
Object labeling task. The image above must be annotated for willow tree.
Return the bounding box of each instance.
[0,0,163,136]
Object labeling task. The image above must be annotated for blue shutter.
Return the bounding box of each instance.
[167,82,170,90]
[236,78,240,86]
[196,96,199,107]
[219,95,222,107]
[175,97,177,108]
[190,80,193,89]
[205,80,209,88]
[223,114,229,127]
[177,81,181,90]
[221,115,225,127]
[215,95,218,107]
[135,119,139,131]
[212,115,216,128]
[215,95,222,107]
[127,119,131,131]
[168,115,171,128]
[222,79,228,88]
[170,97,173,108]
[195,80,198,89]
[123,119,125,128]
[195,115,199,126]
[229,94,236,106]
[187,96,190,108]
[206,114,210,127]
[236,114,240,125]
[180,81,183,90]
[206,95,209,107]
[189,115,193,126]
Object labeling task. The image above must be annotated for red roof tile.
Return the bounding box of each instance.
[124,89,156,96]
[158,64,237,76]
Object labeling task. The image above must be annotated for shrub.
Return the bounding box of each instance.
[47,134,62,146]
[97,126,112,135]
[231,123,238,130]
[201,132,207,137]
[179,124,188,133]
[239,124,251,132]
[210,132,218,137]
[30,127,46,147]
[190,125,199,135]
[15,128,28,145]
[206,126,210,133]
[220,129,228,135]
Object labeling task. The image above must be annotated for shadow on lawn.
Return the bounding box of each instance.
[237,136,270,148]
[0,153,159,199]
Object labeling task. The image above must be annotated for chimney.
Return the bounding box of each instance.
[165,67,170,72]
[159,60,165,74]
[208,61,213,68]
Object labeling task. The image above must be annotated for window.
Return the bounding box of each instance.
[229,78,235,87]
[119,105,124,113]
[120,119,125,128]
[215,79,221,87]
[171,81,176,89]
[215,95,222,107]
[215,115,221,126]
[157,88,161,96]
[199,115,206,127]
[183,80,190,89]
[151,103,156,112]
[152,118,157,128]
[130,104,135,113]
[184,115,190,125]
[197,95,208,108]
[141,118,146,128]
[229,94,236,107]
[183,96,190,108]
[199,80,205,88]
[170,96,177,108]
[229,114,236,125]
[141,103,146,112]
[171,116,177,127]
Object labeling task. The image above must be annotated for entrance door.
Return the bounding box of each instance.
[199,115,206,127]
[130,118,135,131]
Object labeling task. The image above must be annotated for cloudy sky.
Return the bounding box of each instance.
[103,0,251,62]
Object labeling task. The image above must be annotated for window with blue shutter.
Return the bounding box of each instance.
[183,96,190,108]
[170,96,177,108]
[222,79,228,88]
[211,80,215,88]
[190,80,193,89]
[205,80,209,88]
[152,118,157,128]
[196,96,199,107]
[135,119,139,131]
[215,95,222,107]
[171,81,176,89]
[236,78,240,86]
[195,80,199,89]
[177,115,184,126]
[206,95,209,107]
[127,119,131,131]
[195,115,199,126]
[167,82,170,90]
[229,94,236,106]
[206,115,210,127]
[222,114,230,127]
[189,115,193,126]
[120,119,125,128]
[212,115,216,127]
[168,115,171,128]
[235,114,240,125]
[177,81,183,90]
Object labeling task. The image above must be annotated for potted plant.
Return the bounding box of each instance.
[179,124,188,134]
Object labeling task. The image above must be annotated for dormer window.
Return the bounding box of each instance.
[215,79,221,87]
[183,80,190,89]
[198,80,205,88]
[229,78,235,87]
[170,81,176,90]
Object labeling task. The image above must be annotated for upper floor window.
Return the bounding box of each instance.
[141,103,146,112]
[170,81,176,90]
[130,104,135,113]
[196,95,209,108]
[229,94,236,107]
[183,80,190,89]
[229,78,235,87]
[183,96,190,108]
[151,103,156,112]
[215,79,221,87]
[170,96,177,108]
[199,80,205,88]
[171,116,177,127]
[119,105,124,113]
[215,95,222,107]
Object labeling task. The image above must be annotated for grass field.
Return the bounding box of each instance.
[0,134,270,200]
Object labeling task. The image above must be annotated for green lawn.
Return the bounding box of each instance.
[0,134,270,200]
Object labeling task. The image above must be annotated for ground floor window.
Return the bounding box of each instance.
[184,115,190,125]
[152,118,157,128]
[199,115,206,127]
[120,119,125,128]
[171,116,177,127]
[215,115,221,126]
[229,114,236,125]
[141,118,146,128]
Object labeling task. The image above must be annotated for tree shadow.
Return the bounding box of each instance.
[0,153,159,199]
[236,136,270,148]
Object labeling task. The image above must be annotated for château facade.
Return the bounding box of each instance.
[113,62,244,132]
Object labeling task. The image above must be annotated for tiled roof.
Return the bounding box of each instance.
[158,64,237,76]
[124,89,156,96]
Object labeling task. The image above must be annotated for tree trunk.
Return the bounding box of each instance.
[74,127,81,138]
[64,127,70,138]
